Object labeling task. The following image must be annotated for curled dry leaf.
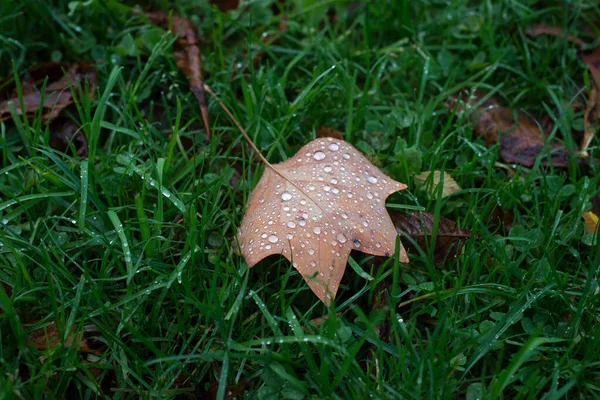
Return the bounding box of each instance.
[414,170,461,198]
[447,90,582,167]
[0,62,96,123]
[390,211,472,264]
[237,137,409,304]
[146,11,211,140]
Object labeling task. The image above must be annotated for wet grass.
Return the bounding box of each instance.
[1,0,600,398]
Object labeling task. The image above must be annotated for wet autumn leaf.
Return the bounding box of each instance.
[146,11,211,140]
[414,170,461,199]
[390,211,472,264]
[0,62,96,123]
[237,137,409,304]
[447,90,583,167]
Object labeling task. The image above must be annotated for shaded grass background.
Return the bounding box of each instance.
[1,0,600,398]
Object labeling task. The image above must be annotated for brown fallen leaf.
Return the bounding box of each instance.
[237,137,409,304]
[390,211,471,264]
[146,11,211,140]
[210,0,240,13]
[414,170,461,199]
[447,90,581,167]
[316,127,344,140]
[26,321,105,356]
[0,62,96,123]
[582,86,597,155]
[49,118,88,157]
[524,24,586,48]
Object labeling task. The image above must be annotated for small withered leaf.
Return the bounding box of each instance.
[390,211,472,264]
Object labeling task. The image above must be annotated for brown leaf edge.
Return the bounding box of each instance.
[390,211,472,264]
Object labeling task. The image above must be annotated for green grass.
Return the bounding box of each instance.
[1,0,600,398]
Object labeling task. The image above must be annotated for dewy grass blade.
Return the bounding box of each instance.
[89,66,122,163]
[107,209,134,283]
[0,191,75,213]
[116,154,186,213]
[78,160,88,232]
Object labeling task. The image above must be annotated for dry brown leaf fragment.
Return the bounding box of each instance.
[524,24,586,48]
[146,11,211,140]
[414,170,461,198]
[49,118,88,157]
[390,211,472,264]
[0,62,96,123]
[447,90,580,167]
[26,321,105,356]
[237,137,409,304]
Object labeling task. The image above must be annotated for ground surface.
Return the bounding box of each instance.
[1,1,600,399]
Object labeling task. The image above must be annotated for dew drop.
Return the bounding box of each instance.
[367,176,378,184]
[261,233,268,238]
[328,265,334,270]
[323,185,331,192]
[308,249,315,255]
[287,221,296,228]
[341,213,349,219]
[330,178,338,184]
[298,220,306,226]
[324,166,332,173]
[353,239,361,247]
[268,235,279,243]
[287,233,293,239]
[362,221,369,227]
[258,197,265,203]
[375,242,381,248]
[313,227,322,234]
[332,188,339,194]
[367,192,374,199]
[336,233,347,243]
[343,153,351,159]
[281,191,292,201]
[328,143,339,151]
[265,245,272,250]
[313,151,326,160]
